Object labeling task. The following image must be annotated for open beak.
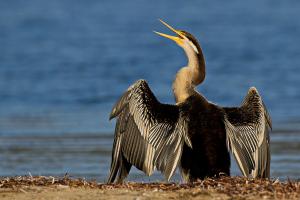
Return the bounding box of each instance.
[154,19,185,45]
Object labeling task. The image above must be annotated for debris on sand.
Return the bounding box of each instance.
[0,175,299,199]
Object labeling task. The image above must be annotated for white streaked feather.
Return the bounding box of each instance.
[224,87,271,178]
[108,80,191,183]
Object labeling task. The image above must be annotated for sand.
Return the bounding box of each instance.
[0,186,229,200]
[0,176,299,200]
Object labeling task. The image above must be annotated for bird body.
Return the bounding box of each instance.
[107,20,271,183]
[179,93,230,182]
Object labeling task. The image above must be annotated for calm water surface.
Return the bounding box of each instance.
[0,1,299,181]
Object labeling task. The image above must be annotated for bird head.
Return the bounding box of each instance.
[154,19,200,55]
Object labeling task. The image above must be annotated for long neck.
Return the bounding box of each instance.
[173,44,206,103]
[189,46,205,85]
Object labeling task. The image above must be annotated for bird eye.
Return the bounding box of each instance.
[178,31,185,39]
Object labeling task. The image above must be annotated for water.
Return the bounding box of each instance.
[0,0,299,182]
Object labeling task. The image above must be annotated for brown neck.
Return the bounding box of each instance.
[173,67,194,103]
[191,47,205,85]
[173,44,206,103]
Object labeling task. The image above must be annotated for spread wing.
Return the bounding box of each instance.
[223,87,272,178]
[107,80,192,183]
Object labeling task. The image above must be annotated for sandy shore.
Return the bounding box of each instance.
[0,176,299,200]
[0,186,229,200]
[1,186,235,200]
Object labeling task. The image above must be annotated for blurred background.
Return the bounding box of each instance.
[0,0,299,182]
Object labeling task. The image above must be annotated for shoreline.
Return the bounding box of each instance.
[0,176,299,199]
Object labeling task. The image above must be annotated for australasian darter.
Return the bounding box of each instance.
[107,20,272,183]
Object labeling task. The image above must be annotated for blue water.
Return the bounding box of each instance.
[0,1,299,182]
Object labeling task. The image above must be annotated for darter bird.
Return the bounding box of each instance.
[107,20,272,183]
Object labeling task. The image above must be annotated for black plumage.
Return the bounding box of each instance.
[179,94,230,181]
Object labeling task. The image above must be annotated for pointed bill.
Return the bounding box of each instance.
[158,19,185,38]
[153,31,183,45]
[154,19,185,45]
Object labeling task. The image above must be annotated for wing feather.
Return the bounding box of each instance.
[224,87,271,178]
[107,80,191,183]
